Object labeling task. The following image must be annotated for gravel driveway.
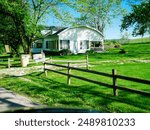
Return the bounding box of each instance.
[0,66,44,112]
[0,87,39,112]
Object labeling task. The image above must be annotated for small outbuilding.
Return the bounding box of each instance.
[32,26,104,54]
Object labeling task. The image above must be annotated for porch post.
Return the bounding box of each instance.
[58,38,60,51]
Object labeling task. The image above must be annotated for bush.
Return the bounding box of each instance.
[114,43,122,48]
[86,49,95,54]
[43,50,60,56]
[104,40,122,48]
[119,48,128,54]
[59,49,71,56]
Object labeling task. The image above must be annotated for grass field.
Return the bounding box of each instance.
[128,37,150,43]
[0,38,150,112]
[1,68,150,112]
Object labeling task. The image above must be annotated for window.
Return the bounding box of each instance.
[91,41,101,47]
[46,41,50,49]
[36,43,42,48]
[46,40,58,50]
[60,40,70,49]
[80,40,89,49]
[80,41,83,49]
[32,42,42,48]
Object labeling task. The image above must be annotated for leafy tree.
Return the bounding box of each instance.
[121,0,150,37]
[119,32,130,44]
[0,41,5,54]
[0,13,22,56]
[0,0,72,55]
[73,0,124,35]
[0,0,30,54]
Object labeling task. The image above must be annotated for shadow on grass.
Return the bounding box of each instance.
[24,73,150,112]
[1,72,150,112]
[0,55,10,58]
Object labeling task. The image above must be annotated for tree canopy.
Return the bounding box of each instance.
[121,0,150,37]
[0,13,21,56]
[73,0,124,35]
[0,0,71,55]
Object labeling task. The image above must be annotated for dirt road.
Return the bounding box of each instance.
[0,87,39,112]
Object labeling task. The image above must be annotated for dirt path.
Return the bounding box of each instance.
[0,66,45,112]
[0,87,39,112]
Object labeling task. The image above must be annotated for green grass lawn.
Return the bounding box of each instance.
[0,39,150,112]
[0,56,43,69]
[128,37,150,44]
[0,54,21,69]
[1,68,149,112]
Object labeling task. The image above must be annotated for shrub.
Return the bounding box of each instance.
[59,49,71,56]
[114,43,122,48]
[119,48,128,54]
[43,50,60,56]
[86,49,95,54]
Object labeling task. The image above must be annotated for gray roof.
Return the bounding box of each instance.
[43,25,104,37]
[43,26,67,36]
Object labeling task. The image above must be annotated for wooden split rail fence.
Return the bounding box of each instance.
[0,58,12,68]
[44,62,150,97]
[47,55,89,70]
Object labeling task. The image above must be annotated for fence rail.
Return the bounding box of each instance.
[47,55,89,69]
[48,60,86,63]
[0,58,13,68]
[44,62,150,97]
[116,75,150,85]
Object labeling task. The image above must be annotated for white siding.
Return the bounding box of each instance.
[58,27,103,53]
[59,27,103,41]
[32,26,104,54]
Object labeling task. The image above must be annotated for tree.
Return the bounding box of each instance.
[0,0,72,55]
[73,0,124,35]
[0,13,21,56]
[119,32,130,44]
[121,0,150,37]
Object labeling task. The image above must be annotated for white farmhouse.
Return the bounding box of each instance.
[32,26,104,54]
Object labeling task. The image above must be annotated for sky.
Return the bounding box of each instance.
[44,0,145,40]
[47,16,136,40]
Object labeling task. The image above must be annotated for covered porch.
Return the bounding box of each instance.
[90,41,104,53]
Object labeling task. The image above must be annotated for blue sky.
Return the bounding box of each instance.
[105,18,123,39]
[45,1,144,39]
[46,15,133,40]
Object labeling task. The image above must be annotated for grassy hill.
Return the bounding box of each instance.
[128,37,150,43]
[105,37,150,44]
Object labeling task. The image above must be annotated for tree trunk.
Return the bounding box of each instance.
[12,15,30,54]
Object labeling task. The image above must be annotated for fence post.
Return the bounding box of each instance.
[8,58,11,68]
[112,69,117,96]
[86,54,89,70]
[44,63,47,76]
[50,56,52,63]
[67,62,71,85]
